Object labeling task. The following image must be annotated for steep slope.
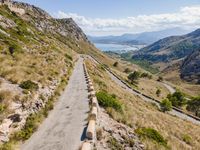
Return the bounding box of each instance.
[132,28,200,63]
[85,58,200,150]
[0,1,101,146]
[180,49,200,83]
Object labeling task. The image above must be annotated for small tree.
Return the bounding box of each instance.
[128,71,140,84]
[187,97,200,117]
[167,91,186,107]
[124,68,131,73]
[156,89,161,97]
[9,46,15,56]
[157,76,163,82]
[113,61,118,67]
[160,99,172,112]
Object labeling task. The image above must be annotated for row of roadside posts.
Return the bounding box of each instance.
[81,62,99,150]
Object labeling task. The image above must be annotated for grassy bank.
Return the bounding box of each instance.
[86,58,200,150]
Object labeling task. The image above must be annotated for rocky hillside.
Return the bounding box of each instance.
[132,28,200,63]
[0,1,98,144]
[180,49,200,84]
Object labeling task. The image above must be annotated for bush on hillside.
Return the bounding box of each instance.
[124,68,131,73]
[182,134,192,144]
[157,76,163,82]
[96,91,122,112]
[140,72,152,79]
[128,71,140,83]
[156,89,161,97]
[113,61,118,67]
[160,99,172,112]
[19,80,39,91]
[167,91,186,107]
[135,127,167,147]
[186,96,200,117]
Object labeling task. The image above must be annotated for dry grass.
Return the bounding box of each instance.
[138,79,170,100]
[111,67,170,101]
[163,69,200,97]
[86,59,200,150]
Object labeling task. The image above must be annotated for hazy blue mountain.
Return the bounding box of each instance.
[88,27,190,45]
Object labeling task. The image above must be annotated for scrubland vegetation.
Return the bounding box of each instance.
[0,71,70,149]
[86,58,200,150]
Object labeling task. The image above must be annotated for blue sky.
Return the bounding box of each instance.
[16,0,200,35]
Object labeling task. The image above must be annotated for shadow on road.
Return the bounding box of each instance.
[81,126,87,141]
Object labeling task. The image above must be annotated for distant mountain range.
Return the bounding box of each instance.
[88,28,190,45]
[132,28,200,63]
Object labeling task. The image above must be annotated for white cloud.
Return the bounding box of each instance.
[55,6,200,35]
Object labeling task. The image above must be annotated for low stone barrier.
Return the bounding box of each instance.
[86,120,95,139]
[81,62,100,150]
[87,81,92,86]
[90,106,98,121]
[91,97,98,108]
[89,91,96,99]
[88,86,94,92]
[81,141,92,150]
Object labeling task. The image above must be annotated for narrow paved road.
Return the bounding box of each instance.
[88,56,200,125]
[162,82,176,94]
[21,57,89,150]
[106,69,200,125]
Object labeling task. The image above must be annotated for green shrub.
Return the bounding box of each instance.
[14,113,40,140]
[160,99,172,112]
[0,104,6,113]
[43,97,54,117]
[186,96,200,117]
[156,89,161,97]
[182,134,192,144]
[65,54,73,61]
[0,142,13,150]
[167,91,186,107]
[124,68,131,73]
[135,127,167,146]
[19,80,39,90]
[108,137,123,150]
[128,71,140,83]
[113,61,118,67]
[96,91,122,112]
[157,76,163,82]
[141,72,152,79]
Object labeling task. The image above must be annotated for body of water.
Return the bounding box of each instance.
[94,43,145,52]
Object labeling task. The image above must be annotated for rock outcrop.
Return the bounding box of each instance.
[0,0,93,144]
[181,49,200,84]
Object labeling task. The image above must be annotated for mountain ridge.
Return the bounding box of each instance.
[132,28,200,63]
[88,27,190,45]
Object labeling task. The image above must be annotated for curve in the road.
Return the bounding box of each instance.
[162,82,176,94]
[88,55,200,125]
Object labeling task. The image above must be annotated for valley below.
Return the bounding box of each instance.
[0,0,200,150]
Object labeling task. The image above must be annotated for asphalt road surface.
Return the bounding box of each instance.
[21,57,89,150]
